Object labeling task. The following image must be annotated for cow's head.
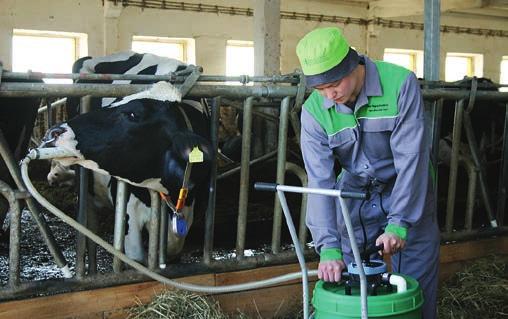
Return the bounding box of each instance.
[43,96,212,201]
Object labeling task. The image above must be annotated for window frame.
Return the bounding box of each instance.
[131,35,195,64]
[383,48,424,79]
[445,52,484,82]
[13,29,88,65]
[226,40,254,77]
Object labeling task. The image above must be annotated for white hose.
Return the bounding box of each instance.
[389,274,407,293]
[20,149,317,294]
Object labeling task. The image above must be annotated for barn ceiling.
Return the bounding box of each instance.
[314,0,508,19]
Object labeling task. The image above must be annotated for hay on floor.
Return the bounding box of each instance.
[438,255,508,319]
[128,289,229,319]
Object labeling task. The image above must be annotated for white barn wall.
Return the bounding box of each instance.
[0,0,507,81]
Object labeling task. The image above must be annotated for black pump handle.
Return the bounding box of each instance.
[254,182,278,192]
[361,244,384,261]
[340,190,369,200]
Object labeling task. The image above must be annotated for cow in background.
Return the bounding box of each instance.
[44,52,212,263]
[0,76,42,235]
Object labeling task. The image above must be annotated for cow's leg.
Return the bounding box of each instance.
[166,202,194,257]
[124,196,150,263]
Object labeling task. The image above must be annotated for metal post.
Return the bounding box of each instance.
[0,130,70,276]
[76,168,88,278]
[159,202,169,268]
[87,206,98,275]
[236,97,254,258]
[203,97,220,265]
[0,180,21,288]
[430,98,443,185]
[46,98,53,129]
[113,180,128,272]
[496,103,508,226]
[445,100,464,234]
[462,157,477,231]
[424,0,440,82]
[148,190,160,270]
[272,97,291,253]
[8,195,21,288]
[76,96,91,279]
[289,71,306,148]
[425,0,441,227]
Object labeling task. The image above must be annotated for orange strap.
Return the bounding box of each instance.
[175,188,189,211]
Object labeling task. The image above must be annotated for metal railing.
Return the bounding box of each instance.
[0,70,507,301]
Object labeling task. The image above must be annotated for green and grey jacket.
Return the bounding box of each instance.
[300,56,434,256]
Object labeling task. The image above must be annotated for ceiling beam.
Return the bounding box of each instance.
[484,0,508,10]
[447,8,508,18]
[369,0,487,18]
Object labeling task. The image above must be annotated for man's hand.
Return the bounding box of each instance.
[318,259,346,282]
[376,233,406,255]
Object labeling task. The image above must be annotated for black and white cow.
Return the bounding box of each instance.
[44,53,212,263]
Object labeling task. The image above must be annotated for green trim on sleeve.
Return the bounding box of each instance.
[320,248,343,261]
[385,223,408,241]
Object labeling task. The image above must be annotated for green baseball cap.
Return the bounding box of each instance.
[296,27,360,87]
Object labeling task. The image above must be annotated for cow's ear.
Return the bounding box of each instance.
[170,131,212,164]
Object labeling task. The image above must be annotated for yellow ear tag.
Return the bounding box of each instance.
[189,146,204,163]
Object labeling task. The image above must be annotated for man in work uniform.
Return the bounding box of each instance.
[296,27,440,318]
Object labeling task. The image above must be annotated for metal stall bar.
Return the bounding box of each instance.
[0,130,70,277]
[45,98,53,128]
[2,71,299,84]
[0,180,21,287]
[6,81,508,100]
[445,99,465,234]
[159,203,169,268]
[289,70,307,147]
[496,102,508,226]
[463,111,497,227]
[462,157,477,231]
[271,97,291,254]
[236,97,254,258]
[0,82,301,99]
[430,98,443,185]
[76,95,92,279]
[421,90,508,101]
[113,180,128,272]
[76,165,89,279]
[217,150,277,180]
[203,97,220,265]
[283,162,309,248]
[148,190,161,270]
[38,98,67,114]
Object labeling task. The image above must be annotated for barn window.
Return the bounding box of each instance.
[226,40,254,77]
[131,36,195,64]
[383,48,423,78]
[12,29,88,83]
[445,53,483,82]
[500,57,508,92]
